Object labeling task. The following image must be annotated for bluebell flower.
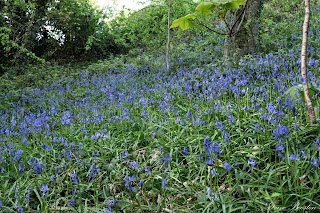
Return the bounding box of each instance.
[60,111,72,125]
[123,175,136,192]
[25,188,31,203]
[21,135,27,144]
[18,163,24,175]
[121,150,128,161]
[41,144,51,151]
[213,192,219,201]
[275,142,285,153]
[164,155,172,168]
[162,178,168,189]
[186,110,192,118]
[248,159,256,168]
[13,149,23,162]
[266,102,278,114]
[216,121,225,132]
[14,205,24,213]
[88,163,100,182]
[211,169,218,177]
[224,161,232,171]
[311,158,318,168]
[108,199,118,207]
[0,200,2,206]
[71,172,79,184]
[160,147,164,153]
[138,180,144,188]
[289,154,300,160]
[68,199,75,207]
[223,132,230,144]
[203,136,211,152]
[40,185,49,198]
[206,157,213,165]
[129,161,139,171]
[105,207,113,213]
[182,146,188,156]
[206,187,211,199]
[198,153,203,160]
[308,58,319,68]
[228,115,235,124]
[143,166,151,175]
[273,124,289,140]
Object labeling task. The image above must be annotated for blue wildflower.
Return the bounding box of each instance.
[13,149,23,162]
[213,192,219,201]
[123,175,136,192]
[108,199,118,207]
[289,154,300,161]
[71,172,79,184]
[105,207,113,213]
[40,185,49,198]
[143,166,151,175]
[138,180,144,188]
[68,199,75,207]
[41,144,51,151]
[88,163,100,182]
[186,110,192,118]
[224,161,232,171]
[206,187,211,199]
[164,155,172,168]
[129,161,139,171]
[248,159,256,168]
[162,178,168,189]
[206,157,213,165]
[182,146,188,156]
[311,158,318,168]
[121,150,128,161]
[216,121,225,131]
[25,188,31,203]
[273,124,289,140]
[209,141,222,158]
[210,169,218,177]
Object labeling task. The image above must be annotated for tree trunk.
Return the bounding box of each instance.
[224,34,230,58]
[301,0,316,125]
[233,0,263,55]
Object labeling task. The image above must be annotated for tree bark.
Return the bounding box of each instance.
[301,0,316,125]
[233,0,263,55]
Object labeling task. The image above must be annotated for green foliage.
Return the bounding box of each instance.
[171,14,196,30]
[108,0,197,52]
[171,0,247,30]
[285,84,320,106]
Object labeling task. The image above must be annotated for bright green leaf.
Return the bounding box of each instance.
[195,2,217,16]
[285,84,320,107]
[170,16,195,30]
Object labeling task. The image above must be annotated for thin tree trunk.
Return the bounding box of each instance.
[166,0,171,72]
[301,0,316,125]
[224,34,231,59]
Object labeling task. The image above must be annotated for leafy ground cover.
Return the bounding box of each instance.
[0,45,319,212]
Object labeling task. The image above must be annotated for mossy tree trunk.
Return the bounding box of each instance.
[233,0,263,55]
